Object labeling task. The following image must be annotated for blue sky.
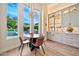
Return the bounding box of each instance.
[7,3,40,24]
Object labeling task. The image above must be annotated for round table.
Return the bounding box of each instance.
[24,34,40,51]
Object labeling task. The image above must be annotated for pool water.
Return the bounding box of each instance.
[7,32,18,36]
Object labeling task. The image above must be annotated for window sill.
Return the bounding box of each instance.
[7,36,18,40]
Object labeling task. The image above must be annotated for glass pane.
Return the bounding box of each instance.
[33,9,40,34]
[23,4,31,34]
[49,17,54,31]
[7,3,18,36]
[55,11,61,32]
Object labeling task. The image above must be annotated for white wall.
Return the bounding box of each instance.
[40,4,48,40]
[18,4,24,37]
[0,3,24,54]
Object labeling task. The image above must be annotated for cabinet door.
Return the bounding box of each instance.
[50,32,55,41]
[47,32,51,40]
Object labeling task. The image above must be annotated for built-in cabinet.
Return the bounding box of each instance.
[48,4,79,33]
[47,4,79,48]
[47,32,79,48]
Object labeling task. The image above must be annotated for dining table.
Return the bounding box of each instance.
[24,34,39,38]
[23,34,40,51]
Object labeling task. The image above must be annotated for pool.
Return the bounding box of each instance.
[7,32,18,36]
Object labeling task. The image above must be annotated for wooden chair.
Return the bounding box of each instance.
[19,37,30,56]
[32,35,45,56]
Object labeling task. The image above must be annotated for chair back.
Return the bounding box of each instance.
[35,35,44,46]
[19,37,23,45]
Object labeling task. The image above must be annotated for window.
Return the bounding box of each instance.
[23,4,31,34]
[7,3,18,36]
[33,9,40,34]
[23,5,40,34]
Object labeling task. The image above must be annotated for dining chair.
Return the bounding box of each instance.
[32,35,45,56]
[19,37,30,56]
[40,33,47,47]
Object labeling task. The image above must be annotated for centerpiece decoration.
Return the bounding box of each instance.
[66,24,74,32]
